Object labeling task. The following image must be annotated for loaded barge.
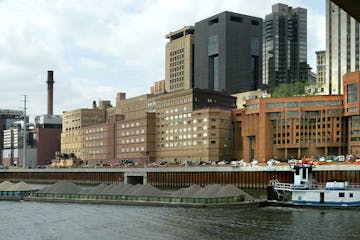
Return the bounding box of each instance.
[20,180,261,208]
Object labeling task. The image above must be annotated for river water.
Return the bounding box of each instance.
[0,201,359,240]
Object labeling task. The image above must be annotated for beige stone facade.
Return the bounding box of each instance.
[165,26,194,93]
[316,50,326,85]
[117,113,156,163]
[150,80,166,95]
[61,102,108,160]
[61,89,236,164]
[81,115,121,164]
[148,89,234,163]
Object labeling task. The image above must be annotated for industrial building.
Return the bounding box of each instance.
[2,71,62,167]
[0,110,24,165]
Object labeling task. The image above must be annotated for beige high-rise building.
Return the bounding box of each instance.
[326,0,360,94]
[165,26,194,93]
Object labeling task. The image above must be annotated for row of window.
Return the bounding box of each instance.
[169,48,184,56]
[208,16,259,26]
[169,60,184,67]
[121,122,141,129]
[84,142,104,147]
[170,83,184,90]
[266,100,343,109]
[163,140,211,147]
[170,54,184,62]
[87,150,104,155]
[121,147,145,152]
[154,98,191,109]
[121,129,145,136]
[163,127,208,134]
[163,133,211,141]
[170,65,183,73]
[170,71,183,78]
[274,138,341,144]
[170,77,184,84]
[85,128,104,134]
[121,138,145,144]
[84,135,104,141]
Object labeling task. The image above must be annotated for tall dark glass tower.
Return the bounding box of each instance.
[194,11,262,95]
[262,3,307,90]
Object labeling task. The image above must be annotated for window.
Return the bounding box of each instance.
[347,83,358,103]
[339,192,345,198]
[208,35,219,56]
[230,16,243,23]
[350,193,354,198]
[251,20,259,26]
[209,18,219,25]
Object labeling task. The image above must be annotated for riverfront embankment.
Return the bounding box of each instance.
[1,165,360,188]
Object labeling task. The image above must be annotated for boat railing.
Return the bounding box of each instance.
[346,184,360,189]
[270,180,293,190]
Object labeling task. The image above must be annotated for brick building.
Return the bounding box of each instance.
[233,71,360,161]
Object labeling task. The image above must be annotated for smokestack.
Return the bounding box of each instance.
[46,70,54,115]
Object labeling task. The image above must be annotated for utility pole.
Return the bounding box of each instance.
[22,95,28,169]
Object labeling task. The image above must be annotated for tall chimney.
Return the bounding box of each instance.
[46,70,54,115]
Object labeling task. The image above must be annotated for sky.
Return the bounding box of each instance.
[0,0,326,118]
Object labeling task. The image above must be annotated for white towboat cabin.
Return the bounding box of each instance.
[271,165,360,207]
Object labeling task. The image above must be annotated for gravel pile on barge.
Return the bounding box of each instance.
[7,182,33,191]
[0,181,14,190]
[38,180,81,194]
[30,181,252,206]
[171,184,202,197]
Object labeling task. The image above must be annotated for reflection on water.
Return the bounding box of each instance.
[0,201,359,240]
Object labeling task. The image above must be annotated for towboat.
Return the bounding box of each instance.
[267,164,360,207]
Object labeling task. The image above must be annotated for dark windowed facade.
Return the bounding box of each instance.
[194,11,262,95]
[262,3,307,90]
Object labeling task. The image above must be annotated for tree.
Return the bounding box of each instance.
[271,82,310,97]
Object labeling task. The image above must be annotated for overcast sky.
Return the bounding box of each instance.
[0,0,325,118]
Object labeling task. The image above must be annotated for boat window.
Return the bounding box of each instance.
[339,192,345,197]
[350,193,354,198]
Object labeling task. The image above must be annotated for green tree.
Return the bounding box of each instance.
[271,82,309,97]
